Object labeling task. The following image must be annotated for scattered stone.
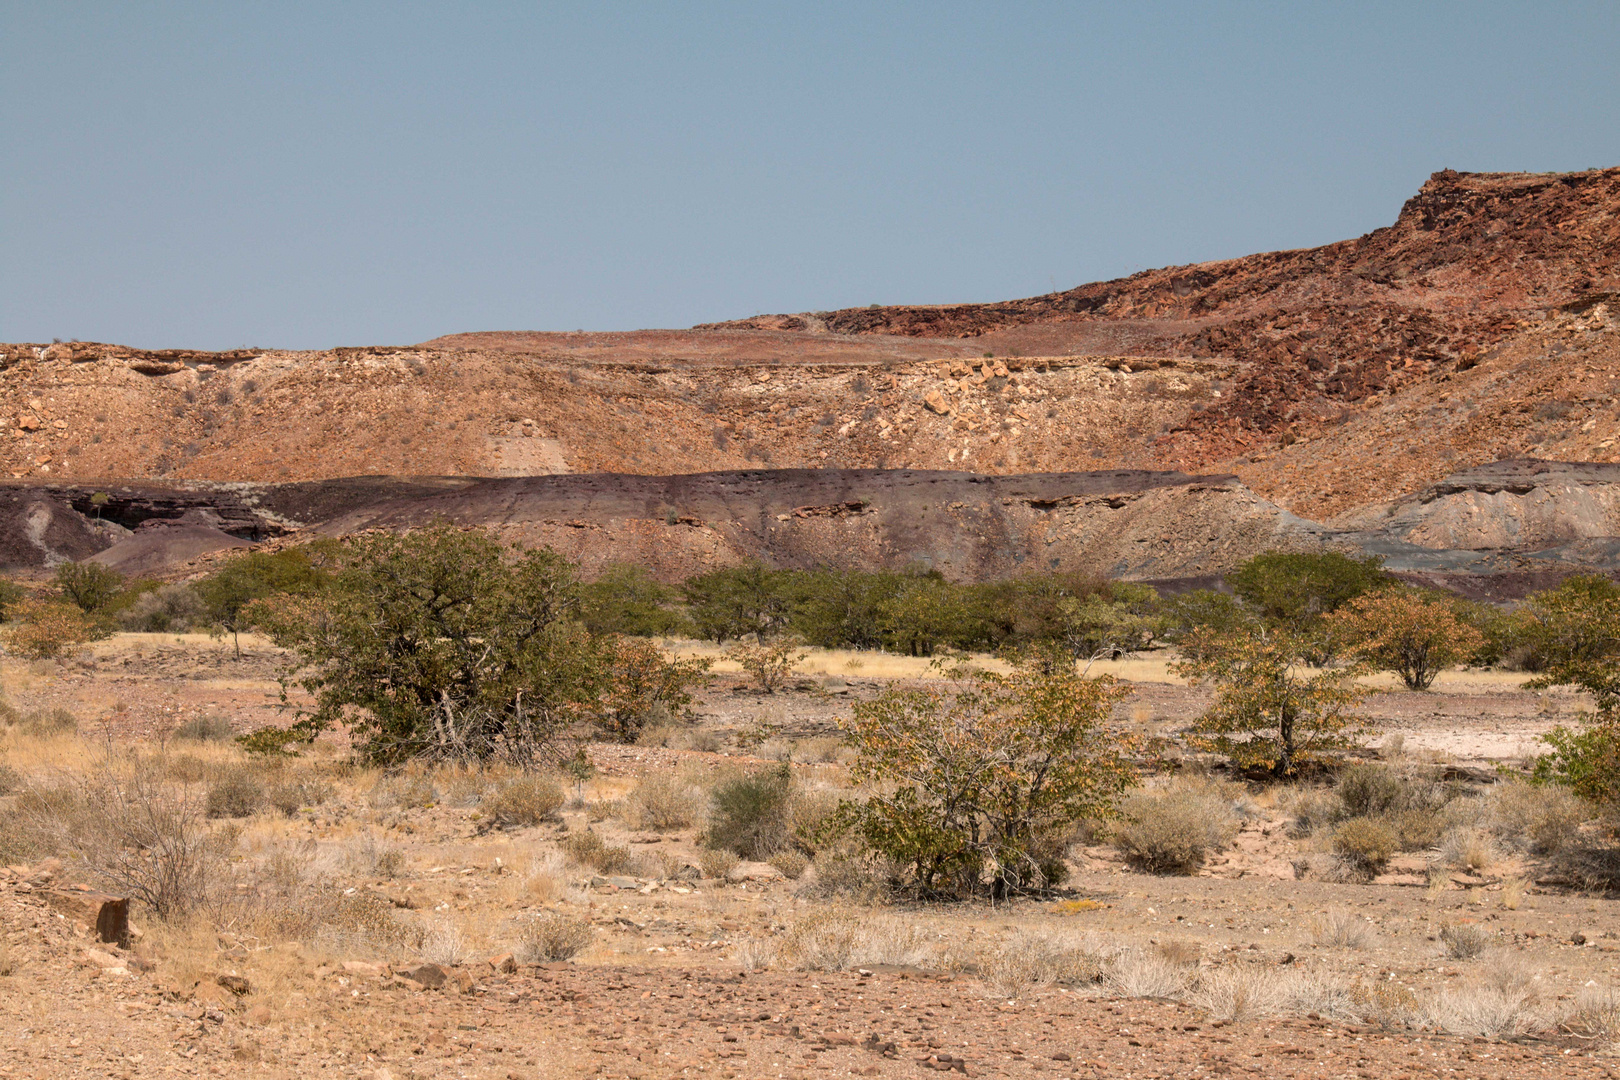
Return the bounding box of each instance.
[216,974,252,996]
[398,963,449,989]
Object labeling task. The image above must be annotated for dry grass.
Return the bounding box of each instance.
[1560,987,1620,1042]
[1104,944,1196,999]
[418,914,471,966]
[512,911,593,962]
[697,847,740,880]
[767,850,809,879]
[978,928,1109,999]
[770,911,936,972]
[1311,910,1376,950]
[1190,965,1357,1023]
[1438,825,1500,873]
[1439,922,1493,959]
[620,769,708,831]
[481,774,565,829]
[1499,875,1526,910]
[1112,779,1241,875]
[561,830,640,875]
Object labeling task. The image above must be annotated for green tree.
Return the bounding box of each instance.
[784,568,898,650]
[595,637,711,743]
[1518,575,1620,806]
[1161,589,1256,658]
[53,561,125,615]
[247,524,607,764]
[197,547,331,656]
[834,647,1137,898]
[877,574,981,656]
[1226,551,1387,661]
[1053,581,1164,661]
[681,562,791,643]
[1174,627,1374,776]
[580,563,686,638]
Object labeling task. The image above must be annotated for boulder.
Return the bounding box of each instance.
[44,887,129,946]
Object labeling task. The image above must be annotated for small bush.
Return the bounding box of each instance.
[623,771,707,831]
[418,915,469,966]
[1438,826,1499,873]
[482,775,564,829]
[1336,763,1406,818]
[1104,944,1195,999]
[3,599,98,659]
[174,714,234,742]
[119,583,205,633]
[1439,922,1492,959]
[1113,786,1239,875]
[1481,781,1587,855]
[267,777,334,816]
[1311,909,1376,949]
[367,773,438,810]
[726,640,806,693]
[980,929,1108,998]
[206,768,265,818]
[706,765,795,859]
[697,847,739,880]
[767,850,809,880]
[772,912,934,972]
[0,764,21,797]
[513,911,593,962]
[1280,785,1341,837]
[561,830,638,875]
[17,707,77,738]
[1330,817,1396,877]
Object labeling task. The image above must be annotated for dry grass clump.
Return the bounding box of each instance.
[621,770,708,831]
[979,928,1110,998]
[266,775,335,816]
[1560,987,1620,1042]
[368,772,438,810]
[767,850,810,879]
[561,829,639,875]
[1104,942,1197,999]
[0,762,21,797]
[418,915,471,966]
[1310,909,1376,950]
[1479,780,1588,855]
[481,775,564,828]
[1437,825,1500,873]
[1112,780,1241,875]
[512,911,593,962]
[1439,922,1493,959]
[17,707,77,738]
[1428,956,1544,1038]
[697,847,740,880]
[1190,965,1356,1023]
[173,714,234,742]
[1330,817,1396,878]
[772,911,935,972]
[205,767,265,818]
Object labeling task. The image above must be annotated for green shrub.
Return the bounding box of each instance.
[706,765,795,859]
[482,776,565,828]
[1112,787,1239,875]
[1331,817,1396,876]
[206,768,265,818]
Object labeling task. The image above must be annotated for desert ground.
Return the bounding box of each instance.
[3,635,1618,1080]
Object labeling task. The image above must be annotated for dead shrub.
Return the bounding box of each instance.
[418,915,470,966]
[1310,910,1376,949]
[1439,922,1493,959]
[367,773,438,810]
[19,759,231,920]
[512,911,593,962]
[206,768,265,818]
[482,775,564,829]
[1330,817,1396,877]
[1429,978,1542,1038]
[1112,785,1239,875]
[1280,785,1341,837]
[1104,944,1195,999]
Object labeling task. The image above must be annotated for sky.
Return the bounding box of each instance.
[4,2,1618,350]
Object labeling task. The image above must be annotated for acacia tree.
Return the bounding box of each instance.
[596,637,711,743]
[1518,575,1620,806]
[835,647,1137,898]
[1328,588,1485,690]
[247,524,607,764]
[1173,628,1373,776]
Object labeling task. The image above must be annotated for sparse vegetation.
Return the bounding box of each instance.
[482,774,565,828]
[513,911,594,962]
[1112,782,1240,875]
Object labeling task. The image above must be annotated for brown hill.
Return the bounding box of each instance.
[1,167,1617,579]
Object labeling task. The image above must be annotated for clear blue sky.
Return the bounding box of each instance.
[4,2,1617,350]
